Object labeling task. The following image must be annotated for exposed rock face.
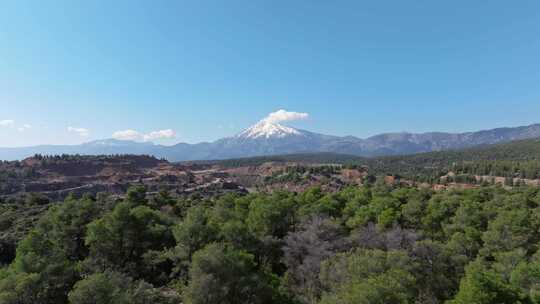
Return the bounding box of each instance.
[0,155,368,200]
[0,155,245,200]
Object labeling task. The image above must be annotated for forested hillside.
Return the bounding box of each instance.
[205,138,540,183]
[2,184,540,303]
[181,152,365,168]
[359,138,540,182]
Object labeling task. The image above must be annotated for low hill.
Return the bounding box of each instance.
[197,138,540,181]
[358,138,540,181]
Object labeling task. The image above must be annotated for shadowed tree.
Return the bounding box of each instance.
[282,215,348,304]
[183,243,275,304]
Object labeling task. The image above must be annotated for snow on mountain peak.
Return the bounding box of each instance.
[236,120,303,139]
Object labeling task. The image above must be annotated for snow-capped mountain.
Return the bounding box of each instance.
[235,121,304,139]
[2,122,540,161]
[204,121,335,159]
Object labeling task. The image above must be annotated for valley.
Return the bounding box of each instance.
[3,137,540,202]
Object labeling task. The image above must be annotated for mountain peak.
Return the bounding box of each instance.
[236,120,303,139]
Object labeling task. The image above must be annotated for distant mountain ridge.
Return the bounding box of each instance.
[2,122,540,161]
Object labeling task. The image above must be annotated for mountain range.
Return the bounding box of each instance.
[2,121,540,161]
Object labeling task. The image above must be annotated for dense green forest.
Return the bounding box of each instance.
[2,183,540,303]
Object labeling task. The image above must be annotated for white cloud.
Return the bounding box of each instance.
[1,120,33,132]
[262,109,309,124]
[143,129,176,141]
[112,129,176,142]
[68,126,90,137]
[17,124,32,132]
[112,129,142,141]
[0,120,15,127]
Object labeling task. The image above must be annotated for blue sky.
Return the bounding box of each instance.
[1,1,540,147]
